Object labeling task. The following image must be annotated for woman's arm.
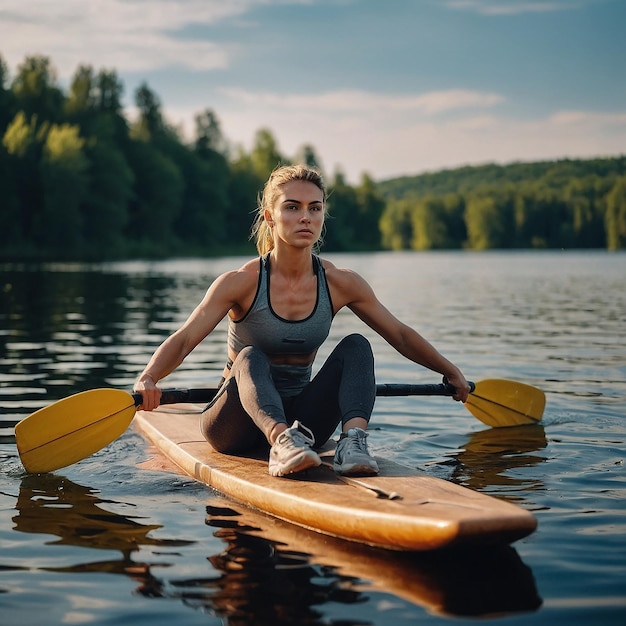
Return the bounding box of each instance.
[326,263,470,402]
[134,265,257,409]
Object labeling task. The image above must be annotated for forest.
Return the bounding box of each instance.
[1,53,625,261]
[378,157,626,251]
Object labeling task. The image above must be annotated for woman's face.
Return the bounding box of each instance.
[267,180,325,249]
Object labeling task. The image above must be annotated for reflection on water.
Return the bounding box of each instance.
[442,425,548,505]
[201,522,362,625]
[9,472,541,623]
[202,502,542,623]
[13,473,192,577]
[0,265,226,417]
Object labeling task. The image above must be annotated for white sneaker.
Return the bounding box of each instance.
[269,421,322,477]
[333,428,379,476]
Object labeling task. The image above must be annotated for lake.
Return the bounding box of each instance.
[1,250,625,625]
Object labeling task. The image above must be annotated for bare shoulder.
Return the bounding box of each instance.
[320,257,363,287]
[207,257,261,317]
[319,257,375,310]
[208,258,257,288]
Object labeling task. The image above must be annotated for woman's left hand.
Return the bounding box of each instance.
[445,372,471,403]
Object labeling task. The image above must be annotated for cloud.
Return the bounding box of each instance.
[0,0,305,76]
[218,87,505,116]
[2,0,621,183]
[548,110,626,126]
[162,87,626,181]
[444,0,587,15]
[262,110,625,180]
[337,110,626,180]
[83,76,626,182]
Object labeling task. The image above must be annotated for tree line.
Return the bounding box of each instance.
[0,54,384,261]
[1,53,624,261]
[378,158,626,251]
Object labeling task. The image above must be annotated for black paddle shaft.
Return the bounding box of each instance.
[132,388,218,406]
[132,381,476,408]
[375,381,475,396]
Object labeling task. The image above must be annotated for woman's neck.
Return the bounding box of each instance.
[268,246,314,278]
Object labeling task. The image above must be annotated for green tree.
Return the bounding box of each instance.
[91,69,129,147]
[0,143,20,251]
[64,65,129,151]
[324,170,359,251]
[442,193,467,247]
[61,65,135,257]
[2,112,46,245]
[564,176,609,248]
[12,55,64,123]
[0,54,16,133]
[95,70,124,113]
[380,199,413,250]
[38,123,90,254]
[159,135,228,253]
[65,65,96,118]
[194,108,227,156]
[83,140,134,258]
[513,183,566,248]
[250,128,285,181]
[465,194,513,250]
[2,111,40,158]
[126,138,184,253]
[133,82,164,141]
[355,173,385,249]
[175,110,231,250]
[529,187,574,248]
[124,82,187,254]
[293,144,324,172]
[226,151,264,248]
[410,197,449,250]
[605,176,626,250]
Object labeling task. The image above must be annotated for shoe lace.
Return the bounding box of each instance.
[345,429,369,454]
[283,422,315,448]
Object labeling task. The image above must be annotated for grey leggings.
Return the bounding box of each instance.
[200,333,375,453]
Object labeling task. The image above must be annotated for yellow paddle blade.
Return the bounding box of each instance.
[465,379,546,428]
[15,389,137,474]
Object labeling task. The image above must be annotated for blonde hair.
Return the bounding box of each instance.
[251,164,327,255]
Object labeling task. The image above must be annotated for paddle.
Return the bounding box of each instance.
[15,379,545,474]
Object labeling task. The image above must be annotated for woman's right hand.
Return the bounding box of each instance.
[133,374,162,411]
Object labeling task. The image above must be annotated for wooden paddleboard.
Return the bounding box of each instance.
[134,404,537,551]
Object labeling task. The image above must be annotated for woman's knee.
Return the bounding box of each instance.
[233,345,271,373]
[339,333,374,360]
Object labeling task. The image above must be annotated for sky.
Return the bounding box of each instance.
[1,0,625,183]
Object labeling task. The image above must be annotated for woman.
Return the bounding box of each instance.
[134,164,470,478]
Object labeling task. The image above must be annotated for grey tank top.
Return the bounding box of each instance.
[228,254,334,397]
